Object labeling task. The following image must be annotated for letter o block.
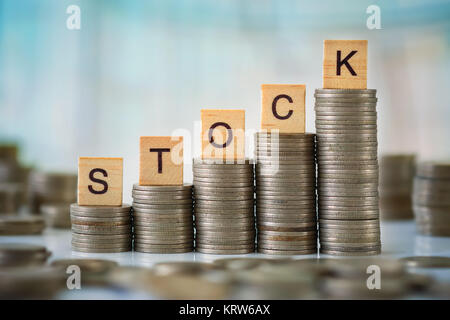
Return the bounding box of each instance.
[77,157,123,206]
[323,40,367,89]
[140,136,183,185]
[261,84,305,133]
[201,109,245,160]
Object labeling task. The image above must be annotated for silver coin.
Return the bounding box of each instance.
[71,240,131,249]
[134,235,194,246]
[319,219,379,226]
[195,200,254,208]
[133,222,193,230]
[317,135,377,142]
[315,96,377,102]
[132,202,192,209]
[257,243,317,251]
[315,88,376,94]
[195,233,255,241]
[71,245,131,253]
[315,107,377,114]
[196,243,255,250]
[257,248,317,255]
[195,247,254,255]
[194,208,253,216]
[319,199,379,206]
[71,233,131,241]
[194,193,254,201]
[416,162,450,179]
[71,225,131,234]
[400,256,450,268]
[193,181,253,188]
[70,203,131,213]
[134,247,193,254]
[319,249,380,256]
[132,183,192,192]
[132,209,192,216]
[255,132,315,139]
[132,193,192,201]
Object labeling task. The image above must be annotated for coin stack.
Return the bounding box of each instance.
[40,203,71,228]
[193,158,255,254]
[254,132,317,255]
[132,184,194,253]
[70,203,132,253]
[0,183,23,214]
[314,89,381,256]
[380,154,416,220]
[0,243,51,268]
[0,145,27,214]
[0,216,45,235]
[413,162,450,237]
[28,172,77,214]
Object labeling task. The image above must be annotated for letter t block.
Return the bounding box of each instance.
[139,136,183,185]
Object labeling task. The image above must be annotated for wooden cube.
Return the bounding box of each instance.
[78,157,123,206]
[261,84,305,133]
[140,136,183,185]
[201,109,245,160]
[323,40,367,89]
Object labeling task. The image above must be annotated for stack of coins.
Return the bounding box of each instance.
[314,89,381,255]
[28,172,77,213]
[254,132,317,255]
[0,243,51,268]
[413,162,450,236]
[132,184,194,253]
[0,216,45,235]
[70,203,132,253]
[0,183,24,214]
[193,158,255,254]
[40,203,71,228]
[380,154,416,220]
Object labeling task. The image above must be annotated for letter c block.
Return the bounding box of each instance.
[77,157,123,206]
[261,84,305,133]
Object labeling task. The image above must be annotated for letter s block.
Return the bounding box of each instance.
[77,157,123,206]
[201,109,245,160]
[261,84,305,133]
[323,40,367,89]
[139,136,183,186]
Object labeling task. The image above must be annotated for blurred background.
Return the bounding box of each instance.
[0,0,449,203]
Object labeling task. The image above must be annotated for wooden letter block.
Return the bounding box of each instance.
[78,157,123,206]
[201,109,245,160]
[140,136,183,185]
[323,40,367,89]
[261,84,305,133]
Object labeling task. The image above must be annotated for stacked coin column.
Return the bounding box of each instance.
[314,89,381,256]
[28,172,77,214]
[413,162,450,237]
[380,154,416,220]
[131,184,194,253]
[255,132,317,255]
[193,159,255,254]
[70,204,132,253]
